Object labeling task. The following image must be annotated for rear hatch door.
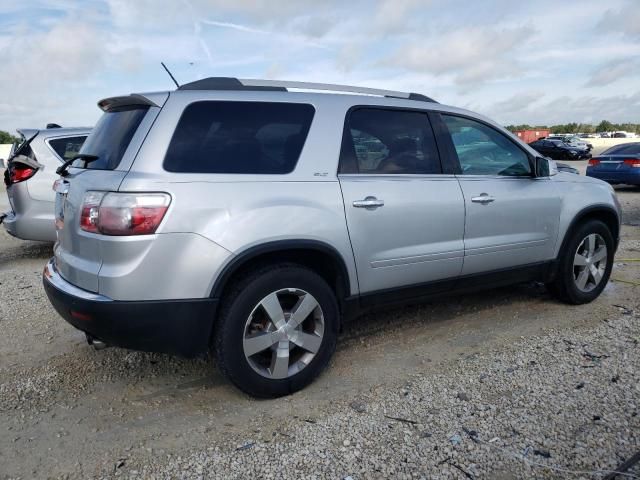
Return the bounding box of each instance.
[54,93,167,292]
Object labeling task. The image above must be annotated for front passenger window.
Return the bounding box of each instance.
[442,115,532,177]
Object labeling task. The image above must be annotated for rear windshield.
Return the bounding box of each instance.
[602,143,640,155]
[75,106,148,170]
[164,101,315,174]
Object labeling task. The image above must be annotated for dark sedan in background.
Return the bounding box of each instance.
[556,162,579,175]
[529,139,591,160]
[587,142,640,186]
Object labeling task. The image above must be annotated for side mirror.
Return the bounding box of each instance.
[534,156,557,177]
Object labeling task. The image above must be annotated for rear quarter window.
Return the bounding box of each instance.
[48,136,87,161]
[164,101,315,174]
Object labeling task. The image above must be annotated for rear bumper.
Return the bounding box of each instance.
[2,204,57,242]
[43,259,218,357]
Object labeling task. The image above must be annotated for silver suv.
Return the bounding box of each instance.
[43,78,621,397]
[3,127,90,241]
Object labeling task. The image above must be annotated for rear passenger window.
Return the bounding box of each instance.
[339,108,441,174]
[48,136,87,161]
[164,102,315,174]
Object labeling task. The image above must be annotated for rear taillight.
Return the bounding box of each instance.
[588,158,601,166]
[623,158,640,167]
[8,164,37,184]
[80,191,105,233]
[80,192,170,236]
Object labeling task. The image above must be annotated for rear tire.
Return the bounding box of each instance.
[214,263,339,398]
[547,220,614,304]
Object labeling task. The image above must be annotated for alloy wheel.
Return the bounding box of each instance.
[242,288,324,379]
[573,233,608,293]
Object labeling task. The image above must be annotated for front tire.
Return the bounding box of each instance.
[547,220,614,304]
[214,263,339,398]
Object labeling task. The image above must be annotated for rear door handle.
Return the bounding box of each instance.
[353,196,384,210]
[471,193,495,204]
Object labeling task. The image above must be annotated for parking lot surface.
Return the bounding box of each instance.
[0,167,638,479]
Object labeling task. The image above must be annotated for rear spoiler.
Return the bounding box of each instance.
[97,93,167,112]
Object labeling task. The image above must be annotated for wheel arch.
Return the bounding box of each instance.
[210,240,353,306]
[557,204,620,260]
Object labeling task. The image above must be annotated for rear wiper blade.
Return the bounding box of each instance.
[56,153,99,177]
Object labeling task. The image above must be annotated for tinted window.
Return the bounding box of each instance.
[602,143,640,155]
[339,108,440,174]
[76,106,149,170]
[164,102,315,174]
[49,136,87,161]
[442,115,531,176]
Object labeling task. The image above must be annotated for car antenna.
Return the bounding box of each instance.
[161,62,180,88]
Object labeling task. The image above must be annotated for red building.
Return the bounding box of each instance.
[513,129,550,144]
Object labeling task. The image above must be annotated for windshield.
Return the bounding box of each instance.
[75,106,149,170]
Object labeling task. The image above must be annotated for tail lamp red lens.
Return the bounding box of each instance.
[623,158,640,167]
[588,158,600,166]
[80,192,170,235]
[8,164,37,183]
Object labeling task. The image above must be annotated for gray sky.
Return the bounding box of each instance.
[1,0,639,133]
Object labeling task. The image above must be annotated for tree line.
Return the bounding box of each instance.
[0,131,19,144]
[505,121,640,134]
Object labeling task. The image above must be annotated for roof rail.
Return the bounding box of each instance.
[177,77,437,103]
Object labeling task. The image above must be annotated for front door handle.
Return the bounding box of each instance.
[471,193,495,204]
[353,196,384,210]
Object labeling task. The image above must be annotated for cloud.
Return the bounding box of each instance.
[585,57,640,87]
[597,2,640,39]
[1,0,639,133]
[0,17,107,92]
[486,91,640,125]
[372,0,425,34]
[291,15,336,39]
[490,91,546,116]
[199,19,330,49]
[105,0,333,30]
[384,24,536,87]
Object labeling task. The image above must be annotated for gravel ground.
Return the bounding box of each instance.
[0,179,639,479]
[131,312,640,480]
